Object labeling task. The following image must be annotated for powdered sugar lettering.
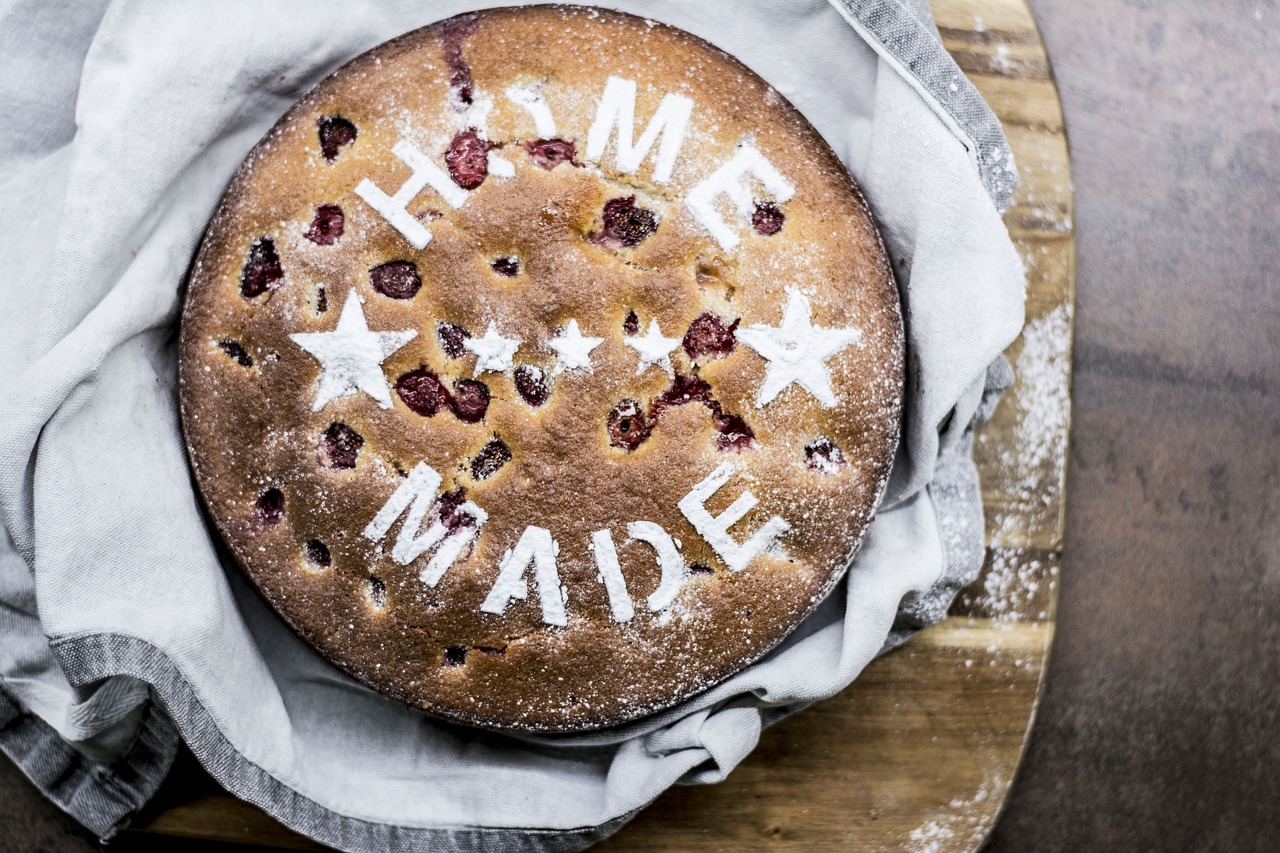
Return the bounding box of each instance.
[686,142,794,251]
[586,76,693,184]
[678,463,790,572]
[355,139,469,249]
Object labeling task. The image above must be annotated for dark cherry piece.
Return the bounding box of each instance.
[440,13,480,106]
[470,438,511,480]
[682,312,739,359]
[437,488,476,531]
[751,201,786,236]
[319,422,363,470]
[443,646,468,667]
[607,400,653,451]
[491,256,521,277]
[599,196,659,247]
[649,374,754,452]
[690,562,715,575]
[437,322,470,358]
[445,128,490,189]
[450,379,490,423]
[712,411,755,452]
[251,488,285,530]
[524,138,576,169]
[304,539,331,569]
[513,365,549,407]
[396,368,452,417]
[650,373,714,417]
[239,237,283,299]
[623,310,640,336]
[315,284,328,314]
[216,340,252,367]
[370,260,421,300]
[305,204,344,245]
[317,115,357,162]
[805,437,848,472]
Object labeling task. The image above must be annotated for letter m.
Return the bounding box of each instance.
[586,76,693,185]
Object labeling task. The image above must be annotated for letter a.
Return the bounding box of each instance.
[481,526,568,626]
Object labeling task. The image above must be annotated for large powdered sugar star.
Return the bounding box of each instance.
[737,289,863,408]
[289,290,417,411]
[463,322,520,375]
[548,319,604,374]
[624,320,681,375]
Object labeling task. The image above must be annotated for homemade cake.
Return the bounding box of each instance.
[178,5,903,732]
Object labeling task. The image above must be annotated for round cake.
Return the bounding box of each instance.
[178,4,903,732]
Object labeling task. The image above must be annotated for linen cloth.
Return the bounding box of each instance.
[0,0,1025,849]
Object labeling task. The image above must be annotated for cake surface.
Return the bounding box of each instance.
[178,4,903,732]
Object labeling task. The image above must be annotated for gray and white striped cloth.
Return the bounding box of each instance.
[0,1,1024,849]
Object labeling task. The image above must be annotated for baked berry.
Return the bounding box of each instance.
[623,310,640,336]
[682,312,739,359]
[445,128,490,189]
[217,340,253,367]
[251,488,285,529]
[599,196,658,247]
[443,646,467,667]
[514,365,549,407]
[437,322,470,358]
[437,488,476,531]
[305,204,344,245]
[369,260,421,299]
[491,256,521,277]
[713,411,755,452]
[751,201,785,236]
[690,562,715,575]
[239,237,283,298]
[470,438,511,480]
[805,437,847,473]
[450,379,490,423]
[440,13,480,105]
[315,284,328,314]
[304,539,331,569]
[650,374,713,418]
[319,422,363,470]
[317,115,357,162]
[396,368,452,416]
[607,400,652,451]
[524,138,576,169]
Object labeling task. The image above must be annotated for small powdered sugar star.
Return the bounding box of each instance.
[624,319,681,375]
[290,290,417,411]
[463,322,520,375]
[737,289,863,408]
[548,319,604,374]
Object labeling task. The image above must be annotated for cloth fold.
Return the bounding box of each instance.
[0,1,1025,849]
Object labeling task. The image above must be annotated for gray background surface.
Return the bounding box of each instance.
[4,0,1279,850]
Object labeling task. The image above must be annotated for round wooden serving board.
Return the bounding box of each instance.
[128,0,1073,848]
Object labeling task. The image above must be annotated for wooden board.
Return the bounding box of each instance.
[128,0,1073,848]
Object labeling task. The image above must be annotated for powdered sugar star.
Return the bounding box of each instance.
[737,289,862,408]
[290,290,417,411]
[624,319,681,375]
[463,322,520,375]
[548,319,604,374]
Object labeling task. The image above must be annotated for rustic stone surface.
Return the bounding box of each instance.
[986,0,1280,850]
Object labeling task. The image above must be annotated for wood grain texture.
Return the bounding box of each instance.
[124,0,1073,849]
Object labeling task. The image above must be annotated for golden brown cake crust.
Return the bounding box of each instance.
[178,5,903,732]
